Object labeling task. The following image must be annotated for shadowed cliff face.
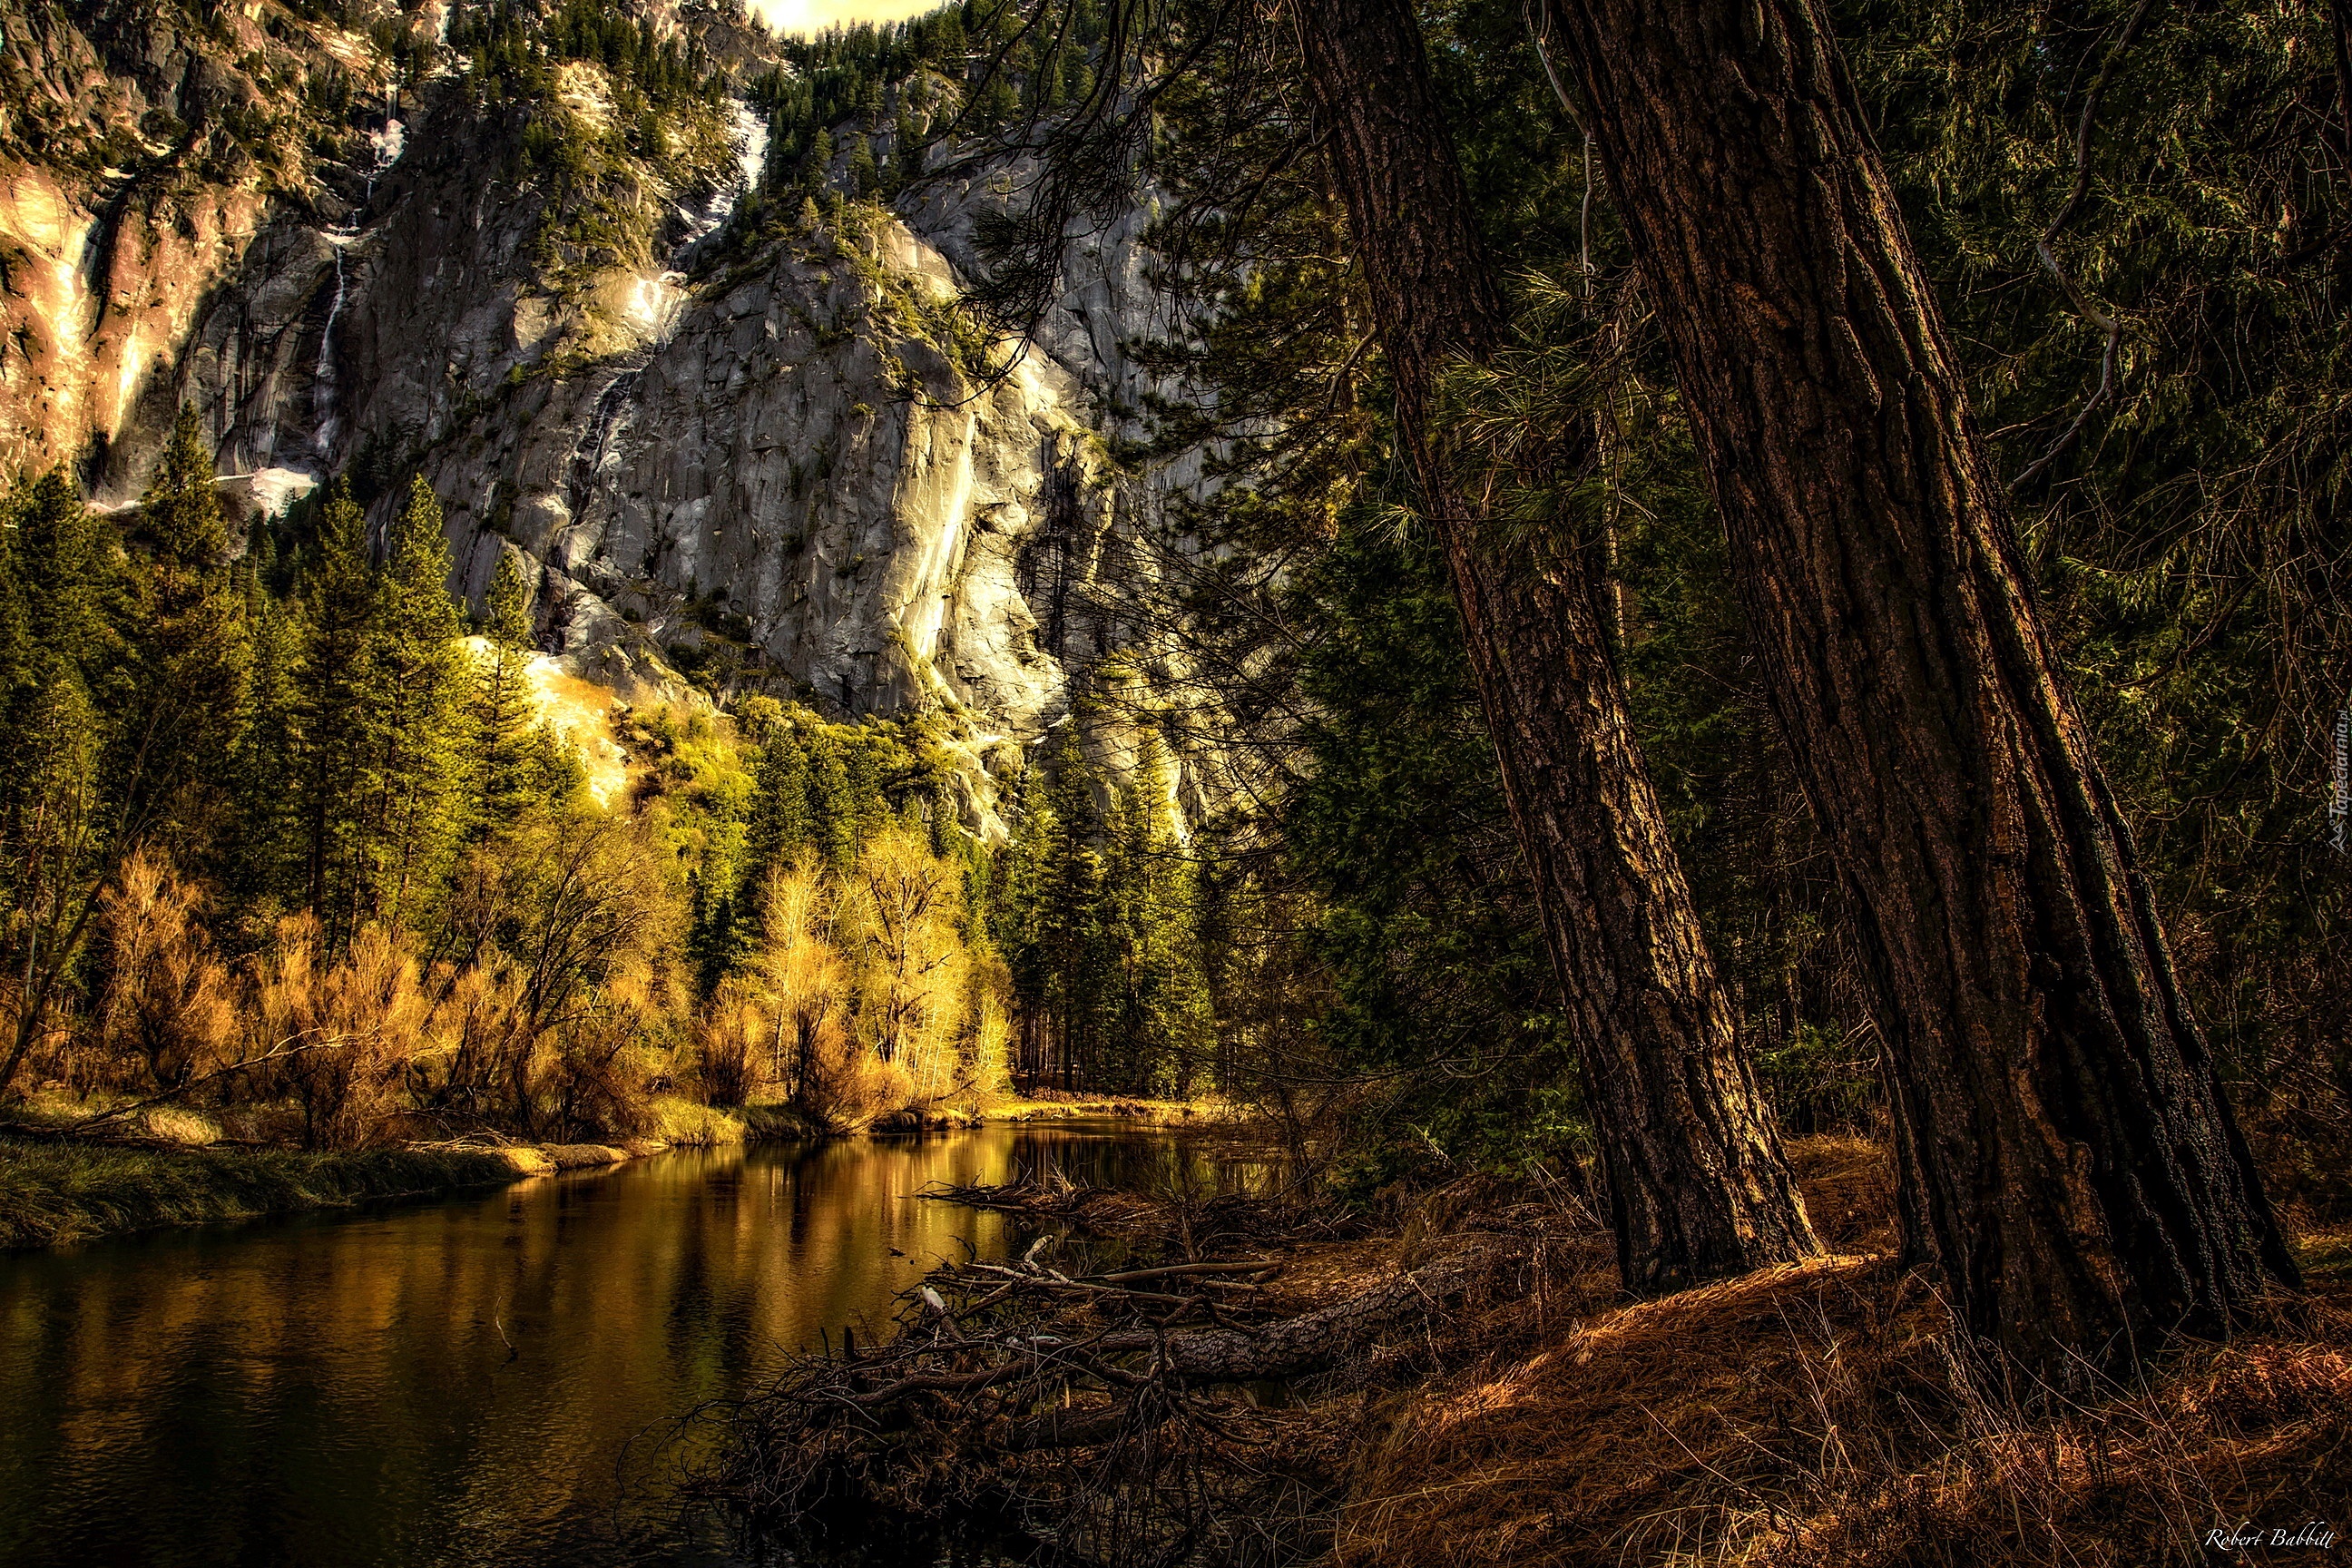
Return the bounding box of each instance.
[0,1,1202,805]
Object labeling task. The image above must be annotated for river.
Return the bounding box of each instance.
[0,1122,1235,1567]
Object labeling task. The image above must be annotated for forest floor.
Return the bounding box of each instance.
[1329,1143,2352,1567]
[712,1134,2352,1567]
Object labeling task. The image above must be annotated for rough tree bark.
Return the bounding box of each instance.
[1540,0,2298,1365]
[1289,0,1818,1291]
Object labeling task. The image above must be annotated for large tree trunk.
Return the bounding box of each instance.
[1290,0,1818,1291]
[1542,0,2298,1364]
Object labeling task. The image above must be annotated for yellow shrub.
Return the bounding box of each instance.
[94,849,237,1092]
[250,917,432,1149]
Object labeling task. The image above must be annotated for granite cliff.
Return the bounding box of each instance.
[0,0,1201,828]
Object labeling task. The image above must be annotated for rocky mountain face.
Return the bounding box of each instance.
[0,0,1202,827]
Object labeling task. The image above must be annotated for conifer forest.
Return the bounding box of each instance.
[0,1,2347,1565]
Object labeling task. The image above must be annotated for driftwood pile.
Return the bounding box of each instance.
[700,1171,1602,1566]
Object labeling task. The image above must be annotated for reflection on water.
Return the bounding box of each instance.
[0,1122,1254,1568]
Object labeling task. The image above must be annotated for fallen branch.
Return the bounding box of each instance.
[1094,1259,1279,1284]
[50,1032,355,1138]
[1088,1257,1475,1384]
[695,1172,1577,1568]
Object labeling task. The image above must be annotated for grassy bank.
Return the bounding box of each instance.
[0,1137,530,1250]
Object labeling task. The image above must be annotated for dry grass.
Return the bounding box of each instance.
[537,1142,630,1169]
[651,1096,749,1146]
[1783,1134,1899,1254]
[133,1106,220,1146]
[1335,1139,2352,1568]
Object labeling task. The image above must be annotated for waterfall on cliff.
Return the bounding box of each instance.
[308,115,409,461]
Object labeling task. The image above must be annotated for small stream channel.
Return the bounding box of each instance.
[0,1122,1248,1567]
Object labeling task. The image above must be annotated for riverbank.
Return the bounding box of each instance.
[870,1093,1225,1132]
[0,1136,534,1250]
[713,1136,2352,1568]
[0,1093,1223,1250]
[0,1088,766,1248]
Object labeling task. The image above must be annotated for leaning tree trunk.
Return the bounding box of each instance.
[1542,0,2298,1365]
[1291,0,1818,1291]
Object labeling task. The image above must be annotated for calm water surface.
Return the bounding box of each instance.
[0,1122,1238,1567]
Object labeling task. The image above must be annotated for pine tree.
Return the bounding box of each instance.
[238,511,279,599]
[0,473,122,1099]
[0,469,112,708]
[686,710,823,1005]
[1287,519,1583,1160]
[745,718,815,877]
[1541,0,2298,1365]
[1039,719,1105,1089]
[808,732,858,870]
[926,780,958,859]
[993,764,1054,1087]
[1088,729,1211,1095]
[932,9,966,62]
[234,588,305,903]
[1156,852,1213,1098]
[895,109,923,181]
[466,548,539,838]
[1100,738,1155,1091]
[0,499,27,718]
[144,407,230,584]
[0,659,106,1099]
[1118,730,1211,1095]
[847,734,891,855]
[297,483,378,943]
[120,405,250,859]
[364,475,467,931]
[687,866,755,1001]
[1287,0,1821,1290]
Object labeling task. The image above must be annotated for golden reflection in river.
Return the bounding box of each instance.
[0,1123,1238,1568]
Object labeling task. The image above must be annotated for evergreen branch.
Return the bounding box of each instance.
[2010,0,2159,495]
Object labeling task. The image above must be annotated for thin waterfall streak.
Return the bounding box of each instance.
[310,116,407,461]
[311,244,348,455]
